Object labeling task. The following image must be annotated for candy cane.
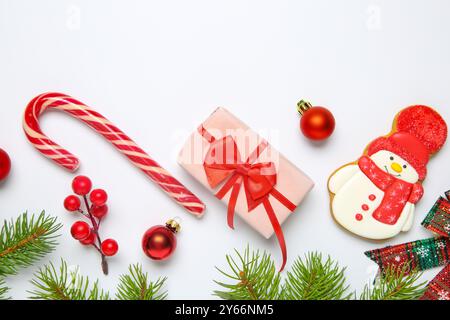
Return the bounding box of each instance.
[23,92,205,216]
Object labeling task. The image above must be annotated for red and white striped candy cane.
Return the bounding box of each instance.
[23,92,205,216]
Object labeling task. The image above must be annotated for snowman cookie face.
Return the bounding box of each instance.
[370,150,419,184]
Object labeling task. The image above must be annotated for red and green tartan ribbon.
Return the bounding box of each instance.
[365,190,450,300]
[421,263,450,300]
[365,237,450,274]
[422,195,450,237]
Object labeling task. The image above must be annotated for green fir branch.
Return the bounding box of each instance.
[214,246,282,300]
[282,252,352,300]
[29,259,167,300]
[0,278,9,300]
[359,264,427,300]
[116,264,167,300]
[214,247,426,301]
[29,259,110,300]
[0,211,61,277]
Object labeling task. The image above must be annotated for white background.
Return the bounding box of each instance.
[1,0,450,300]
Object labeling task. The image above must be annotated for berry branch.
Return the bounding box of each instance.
[64,176,118,275]
[82,194,108,274]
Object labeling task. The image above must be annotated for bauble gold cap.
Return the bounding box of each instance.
[296,100,313,115]
[165,218,181,233]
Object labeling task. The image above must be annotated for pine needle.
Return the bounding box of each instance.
[359,264,427,300]
[28,259,110,300]
[0,278,9,300]
[214,247,426,301]
[283,252,352,300]
[116,264,167,300]
[0,211,61,277]
[28,260,167,300]
[214,245,282,300]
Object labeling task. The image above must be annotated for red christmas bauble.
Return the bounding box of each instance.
[297,101,335,141]
[0,148,11,182]
[142,221,179,261]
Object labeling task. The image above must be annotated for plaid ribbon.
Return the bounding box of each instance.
[365,190,450,300]
[422,195,450,238]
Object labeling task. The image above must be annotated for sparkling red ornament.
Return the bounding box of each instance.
[71,221,91,240]
[142,219,180,261]
[297,100,335,141]
[0,148,11,182]
[90,189,108,206]
[101,239,118,256]
[91,204,108,219]
[72,175,92,195]
[64,195,81,212]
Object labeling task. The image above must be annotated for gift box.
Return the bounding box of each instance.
[178,107,314,270]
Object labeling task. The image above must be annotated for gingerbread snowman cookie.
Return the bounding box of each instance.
[328,105,447,240]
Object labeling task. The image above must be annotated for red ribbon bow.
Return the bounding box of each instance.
[199,126,296,271]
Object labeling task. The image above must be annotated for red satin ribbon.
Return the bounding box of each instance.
[198,125,296,271]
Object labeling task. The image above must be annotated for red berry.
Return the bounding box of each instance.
[0,148,11,182]
[90,189,108,206]
[91,204,108,219]
[70,221,91,240]
[101,239,118,256]
[64,195,81,212]
[79,230,97,245]
[72,176,92,196]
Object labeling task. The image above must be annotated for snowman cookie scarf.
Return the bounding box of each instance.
[358,155,423,225]
[328,105,447,240]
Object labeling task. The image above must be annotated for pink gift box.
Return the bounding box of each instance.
[178,107,314,240]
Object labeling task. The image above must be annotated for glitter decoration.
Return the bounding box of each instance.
[421,264,450,300]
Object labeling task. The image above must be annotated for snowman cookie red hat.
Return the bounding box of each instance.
[367,105,447,180]
[328,105,447,240]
